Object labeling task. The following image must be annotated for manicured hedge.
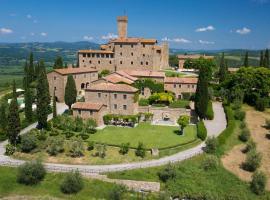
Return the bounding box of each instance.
[139,98,149,106]
[206,101,214,120]
[169,100,190,108]
[197,121,207,141]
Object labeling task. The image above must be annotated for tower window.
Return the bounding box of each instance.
[131,61,133,65]
[131,52,133,56]
[120,61,122,64]
[141,61,143,65]
[98,60,100,64]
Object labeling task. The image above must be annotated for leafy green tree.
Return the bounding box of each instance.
[218,52,227,82]
[7,81,21,145]
[53,56,64,69]
[243,51,249,67]
[24,86,33,123]
[36,60,50,129]
[169,55,179,67]
[64,75,77,109]
[259,51,264,67]
[60,170,84,194]
[177,115,190,134]
[263,49,269,68]
[52,90,57,118]
[0,102,7,131]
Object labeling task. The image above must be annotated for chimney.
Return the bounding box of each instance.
[117,16,128,38]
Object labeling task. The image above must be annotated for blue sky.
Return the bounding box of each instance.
[0,0,270,49]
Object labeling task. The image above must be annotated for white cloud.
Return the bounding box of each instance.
[199,40,215,45]
[196,25,215,32]
[83,36,94,41]
[26,14,32,19]
[101,33,118,40]
[236,27,251,35]
[0,28,13,34]
[161,37,191,43]
[40,32,47,36]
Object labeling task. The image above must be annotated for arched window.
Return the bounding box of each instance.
[81,83,85,89]
[86,82,90,88]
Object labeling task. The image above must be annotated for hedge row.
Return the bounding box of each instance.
[103,114,139,124]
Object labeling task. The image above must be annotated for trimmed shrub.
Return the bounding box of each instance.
[5,143,15,155]
[139,98,149,106]
[20,134,37,153]
[60,170,84,194]
[108,185,127,200]
[37,132,47,141]
[243,149,262,172]
[234,110,246,121]
[265,119,270,129]
[239,128,250,142]
[231,102,242,110]
[169,100,190,108]
[255,97,268,112]
[46,136,64,156]
[84,118,97,134]
[49,129,60,136]
[17,161,46,185]
[87,141,95,151]
[95,144,107,158]
[206,101,214,120]
[244,140,256,153]
[202,155,219,171]
[250,171,267,195]
[240,121,246,129]
[78,133,89,140]
[135,142,146,158]
[157,163,176,182]
[63,131,74,139]
[197,121,207,141]
[182,92,192,100]
[205,136,218,154]
[68,138,84,157]
[74,116,84,132]
[119,143,130,155]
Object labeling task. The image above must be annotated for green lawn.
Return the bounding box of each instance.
[90,123,197,149]
[0,166,155,200]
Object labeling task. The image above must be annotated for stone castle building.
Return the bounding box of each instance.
[177,54,214,69]
[78,16,169,71]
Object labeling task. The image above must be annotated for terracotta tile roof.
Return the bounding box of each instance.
[78,49,114,54]
[53,67,98,75]
[110,37,157,44]
[86,82,138,93]
[116,71,138,81]
[177,54,214,59]
[165,77,198,84]
[104,73,135,84]
[123,70,165,78]
[72,102,104,110]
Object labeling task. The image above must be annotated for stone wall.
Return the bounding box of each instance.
[165,83,196,99]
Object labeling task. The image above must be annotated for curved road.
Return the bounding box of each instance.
[0,102,226,174]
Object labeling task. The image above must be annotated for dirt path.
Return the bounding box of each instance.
[222,106,270,190]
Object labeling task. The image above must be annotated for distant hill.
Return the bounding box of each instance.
[0,41,99,66]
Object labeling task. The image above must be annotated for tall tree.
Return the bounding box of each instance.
[263,49,269,68]
[24,86,33,123]
[218,52,227,82]
[54,56,64,69]
[244,51,249,67]
[7,81,20,145]
[53,90,57,118]
[29,52,35,82]
[36,60,50,129]
[64,75,77,109]
[195,64,210,119]
[259,50,264,67]
[23,61,30,89]
[0,102,7,131]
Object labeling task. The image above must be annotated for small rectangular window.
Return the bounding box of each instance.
[123,105,127,110]
[123,94,127,99]
[90,111,93,115]
[54,76,56,80]
[78,110,81,115]
[114,104,117,109]
[98,93,101,98]
[114,94,117,99]
[174,84,176,88]
[179,84,182,88]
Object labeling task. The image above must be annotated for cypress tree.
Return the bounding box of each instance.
[24,86,33,123]
[259,51,264,67]
[29,52,35,82]
[195,66,209,119]
[244,51,249,67]
[64,75,77,109]
[0,102,7,131]
[23,61,30,89]
[53,90,57,118]
[218,52,227,82]
[7,81,21,145]
[264,49,269,68]
[54,56,64,69]
[36,60,50,129]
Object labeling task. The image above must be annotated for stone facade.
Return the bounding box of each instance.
[78,16,169,71]
[177,54,214,69]
[47,68,98,102]
[164,77,198,99]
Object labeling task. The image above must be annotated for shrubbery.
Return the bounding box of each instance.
[46,136,64,156]
[5,143,15,155]
[265,119,270,129]
[234,110,246,121]
[158,163,176,182]
[244,140,256,153]
[20,134,37,153]
[95,144,107,158]
[206,101,214,120]
[138,98,149,106]
[108,185,127,200]
[119,143,130,155]
[169,100,190,108]
[84,119,97,134]
[205,136,218,154]
[239,128,250,142]
[60,170,84,194]
[103,114,139,125]
[68,138,84,157]
[202,155,219,171]
[135,142,146,158]
[243,149,262,172]
[250,171,267,195]
[87,141,95,151]
[197,121,207,141]
[255,97,268,112]
[17,161,46,185]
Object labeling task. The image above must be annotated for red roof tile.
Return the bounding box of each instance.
[53,67,97,75]
[86,82,138,93]
[123,70,165,78]
[165,77,198,84]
